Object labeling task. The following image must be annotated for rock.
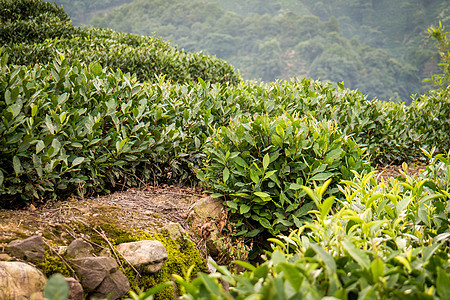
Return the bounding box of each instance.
[66,238,94,259]
[188,196,224,221]
[116,240,168,274]
[0,253,13,261]
[71,256,129,299]
[7,235,45,263]
[65,277,84,300]
[163,222,187,241]
[0,261,46,300]
[99,247,112,257]
[188,196,225,257]
[57,246,68,255]
[206,228,220,257]
[90,267,130,300]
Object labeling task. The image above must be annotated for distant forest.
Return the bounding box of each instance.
[50,0,449,102]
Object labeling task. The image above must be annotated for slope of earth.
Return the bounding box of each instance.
[0,185,208,252]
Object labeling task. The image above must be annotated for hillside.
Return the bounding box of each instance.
[1,1,450,299]
[86,0,449,102]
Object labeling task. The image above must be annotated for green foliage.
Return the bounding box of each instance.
[426,21,450,88]
[44,273,69,300]
[2,0,240,86]
[5,27,240,85]
[1,41,449,206]
[164,152,450,299]
[0,53,210,204]
[87,0,449,101]
[0,0,74,44]
[198,114,370,236]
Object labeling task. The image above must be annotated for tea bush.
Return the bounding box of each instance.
[6,28,241,85]
[1,0,240,85]
[164,153,450,299]
[0,0,74,44]
[198,113,370,236]
[0,51,206,204]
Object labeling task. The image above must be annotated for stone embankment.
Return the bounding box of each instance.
[0,189,226,299]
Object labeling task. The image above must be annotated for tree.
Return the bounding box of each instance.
[426,21,450,88]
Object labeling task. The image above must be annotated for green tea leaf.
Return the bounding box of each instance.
[263,153,270,170]
[36,140,45,154]
[342,239,370,270]
[199,272,221,296]
[240,204,251,214]
[371,258,385,282]
[72,157,84,167]
[254,191,271,199]
[290,183,303,190]
[394,256,411,273]
[259,217,272,229]
[276,124,285,139]
[226,201,238,210]
[272,134,283,147]
[233,260,256,272]
[396,196,412,215]
[44,273,69,300]
[437,268,450,299]
[223,168,230,183]
[422,243,442,261]
[320,196,335,220]
[310,172,333,181]
[279,263,303,292]
[89,61,103,77]
[234,156,249,168]
[250,168,259,184]
[310,243,336,275]
[33,154,43,178]
[247,228,262,237]
[13,156,22,176]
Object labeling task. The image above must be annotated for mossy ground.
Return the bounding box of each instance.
[0,187,212,299]
[81,222,208,299]
[34,221,206,299]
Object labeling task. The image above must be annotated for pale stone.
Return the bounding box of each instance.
[65,277,83,300]
[0,261,46,300]
[188,196,224,220]
[188,196,225,257]
[206,256,217,273]
[0,253,13,261]
[116,240,168,274]
[66,238,94,259]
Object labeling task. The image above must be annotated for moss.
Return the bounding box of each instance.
[35,251,72,278]
[119,231,207,300]
[29,219,206,300]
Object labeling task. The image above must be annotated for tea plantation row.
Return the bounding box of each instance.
[0,0,240,85]
[168,154,450,299]
[2,1,450,298]
[1,48,449,225]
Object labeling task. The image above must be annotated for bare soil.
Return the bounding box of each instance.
[0,185,207,252]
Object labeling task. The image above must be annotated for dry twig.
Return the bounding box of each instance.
[92,227,142,278]
[43,239,79,281]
